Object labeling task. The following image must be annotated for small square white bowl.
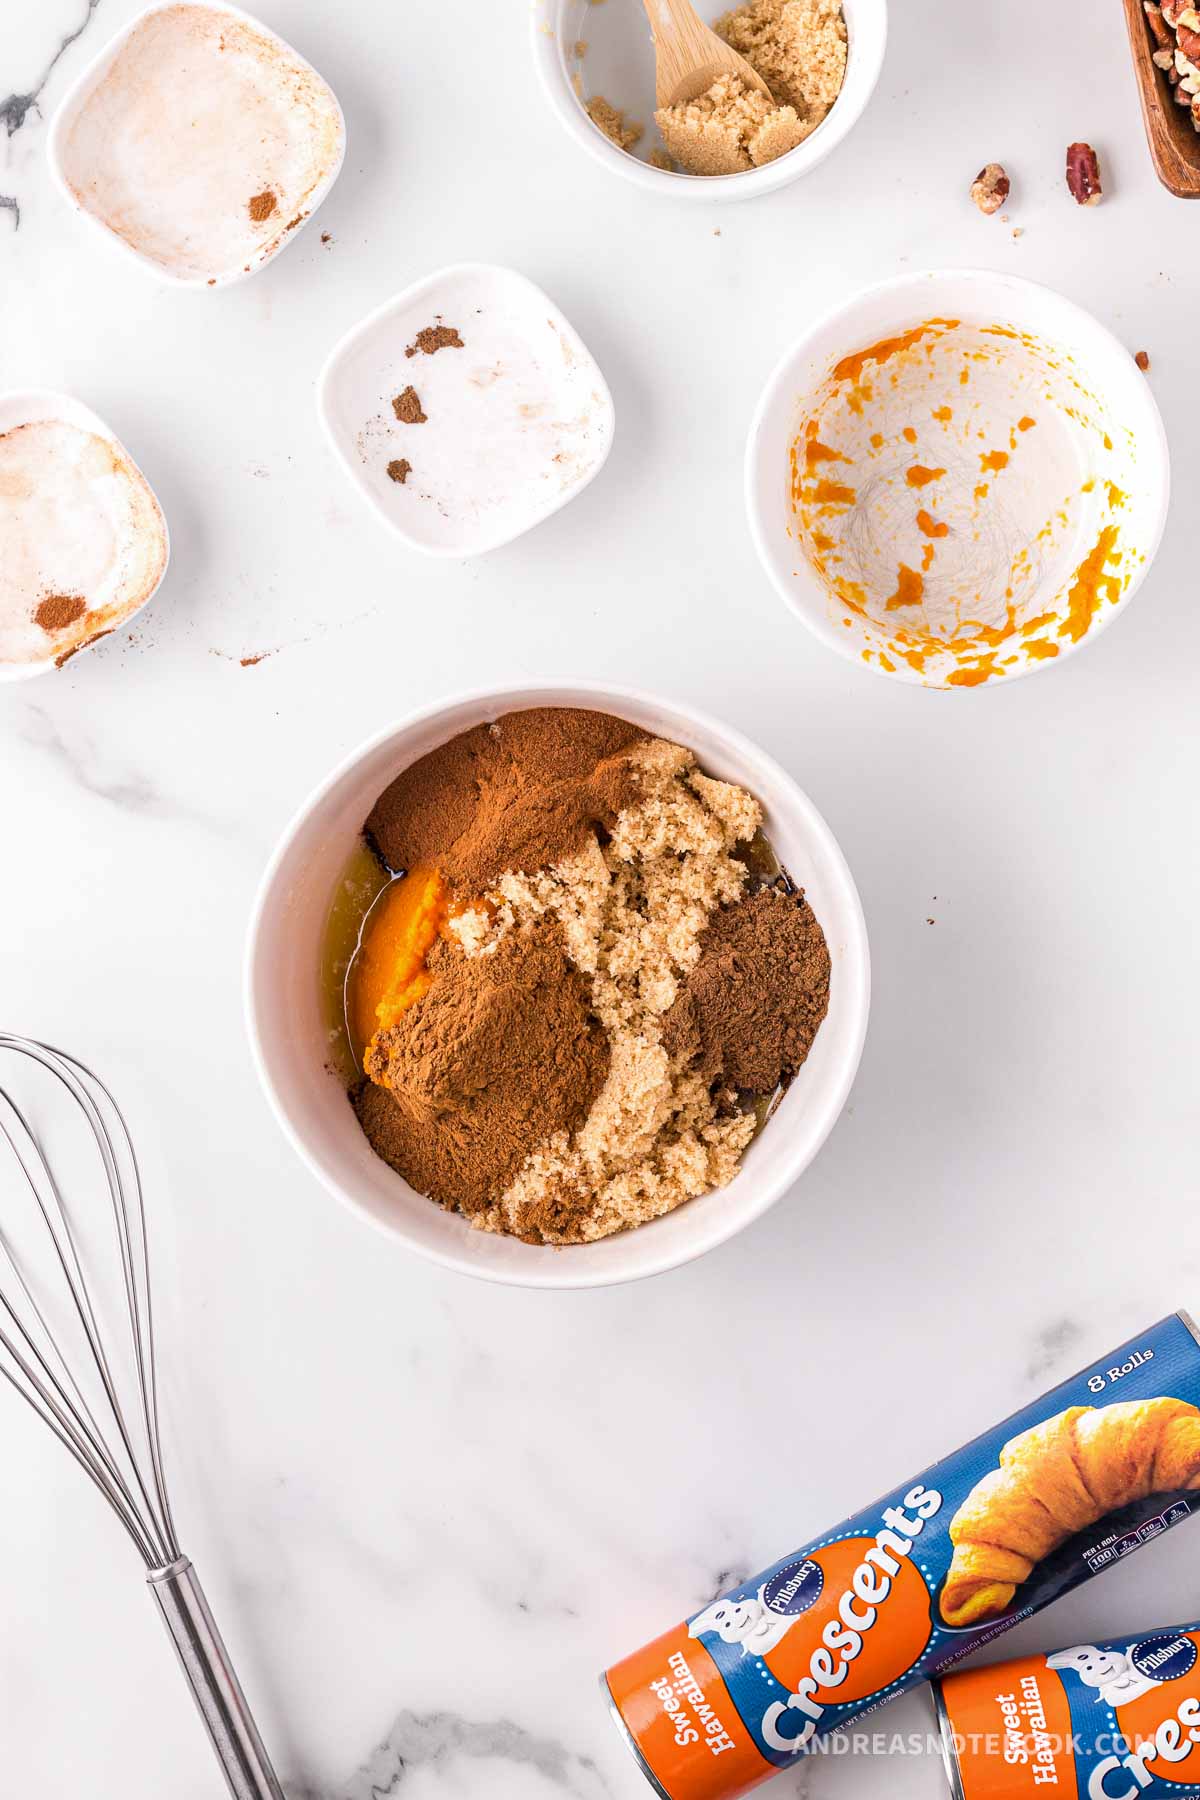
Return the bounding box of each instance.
[317,263,616,558]
[48,1,345,288]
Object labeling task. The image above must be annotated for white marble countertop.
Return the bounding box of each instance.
[2,1,1199,1796]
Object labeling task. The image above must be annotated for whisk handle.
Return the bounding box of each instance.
[148,1558,285,1800]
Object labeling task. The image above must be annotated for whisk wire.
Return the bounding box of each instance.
[0,1037,178,1567]
[81,1055,180,1559]
[0,1104,164,1557]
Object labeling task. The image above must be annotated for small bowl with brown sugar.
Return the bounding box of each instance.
[246,682,870,1288]
[531,0,886,200]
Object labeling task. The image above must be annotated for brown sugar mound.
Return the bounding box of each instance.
[452,739,765,1244]
[354,920,609,1215]
[662,886,830,1091]
[655,76,805,176]
[714,0,847,121]
[364,707,647,893]
[653,0,845,175]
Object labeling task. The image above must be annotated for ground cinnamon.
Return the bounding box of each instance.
[247,190,276,221]
[405,325,464,358]
[34,594,87,632]
[355,920,608,1212]
[364,707,647,892]
[392,386,427,424]
[386,459,412,484]
[662,886,830,1092]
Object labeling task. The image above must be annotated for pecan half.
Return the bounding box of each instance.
[970,162,1010,215]
[1066,142,1103,205]
[1145,0,1174,44]
[1163,0,1189,25]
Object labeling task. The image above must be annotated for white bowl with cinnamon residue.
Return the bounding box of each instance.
[245,682,870,1289]
[0,389,169,680]
[747,269,1171,687]
[47,1,344,288]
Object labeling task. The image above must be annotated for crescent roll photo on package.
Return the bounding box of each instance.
[604,1313,1200,1800]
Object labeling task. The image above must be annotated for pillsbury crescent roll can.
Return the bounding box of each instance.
[603,1313,1200,1800]
[934,1620,1200,1799]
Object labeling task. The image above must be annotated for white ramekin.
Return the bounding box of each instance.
[47,0,345,289]
[530,0,887,203]
[316,264,614,558]
[746,269,1172,688]
[0,388,169,681]
[245,682,870,1289]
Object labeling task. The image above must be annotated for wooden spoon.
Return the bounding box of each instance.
[1120,0,1200,198]
[641,0,774,108]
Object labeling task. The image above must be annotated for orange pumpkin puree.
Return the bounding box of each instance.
[907,464,946,489]
[831,319,959,385]
[805,439,845,467]
[348,864,448,1051]
[916,509,949,539]
[1059,525,1122,644]
[886,564,925,610]
[810,478,856,506]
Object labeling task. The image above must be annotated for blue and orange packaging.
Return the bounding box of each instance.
[935,1621,1200,1798]
[604,1313,1200,1800]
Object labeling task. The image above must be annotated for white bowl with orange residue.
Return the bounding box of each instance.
[747,271,1170,688]
[48,1,344,288]
[245,682,869,1289]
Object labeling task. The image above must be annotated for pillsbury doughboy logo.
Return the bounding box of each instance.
[762,1560,824,1619]
[1131,1632,1199,1684]
[689,1590,795,1658]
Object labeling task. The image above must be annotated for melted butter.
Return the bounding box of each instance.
[318,838,392,1085]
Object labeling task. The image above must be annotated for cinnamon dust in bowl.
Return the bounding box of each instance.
[318,709,833,1246]
[748,274,1170,688]
[0,391,168,679]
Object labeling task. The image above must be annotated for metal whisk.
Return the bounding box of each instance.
[0,1035,284,1800]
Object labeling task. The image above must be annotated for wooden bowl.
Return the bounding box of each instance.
[1122,0,1200,197]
